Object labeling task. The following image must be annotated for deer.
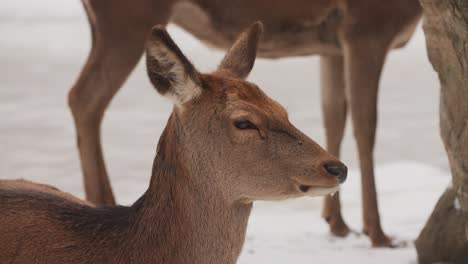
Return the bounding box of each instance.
[69,0,423,247]
[0,23,348,264]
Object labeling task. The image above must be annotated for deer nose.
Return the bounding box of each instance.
[323,161,347,184]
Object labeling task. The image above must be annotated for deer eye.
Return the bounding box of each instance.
[234,120,258,130]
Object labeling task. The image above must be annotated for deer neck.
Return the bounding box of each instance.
[130,113,253,264]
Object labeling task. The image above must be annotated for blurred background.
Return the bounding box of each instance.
[0,1,450,263]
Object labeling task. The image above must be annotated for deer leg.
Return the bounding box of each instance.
[320,55,350,237]
[69,0,170,205]
[343,37,393,247]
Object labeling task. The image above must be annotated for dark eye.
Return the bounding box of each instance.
[234,120,258,130]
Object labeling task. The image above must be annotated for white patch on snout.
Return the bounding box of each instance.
[147,44,201,105]
[303,185,340,197]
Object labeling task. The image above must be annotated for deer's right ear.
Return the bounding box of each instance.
[146,26,202,105]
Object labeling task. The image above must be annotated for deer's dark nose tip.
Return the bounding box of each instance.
[324,161,347,184]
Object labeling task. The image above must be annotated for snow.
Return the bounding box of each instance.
[1,0,83,19]
[238,162,449,263]
[0,3,452,264]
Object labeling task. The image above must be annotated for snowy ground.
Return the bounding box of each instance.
[0,2,451,263]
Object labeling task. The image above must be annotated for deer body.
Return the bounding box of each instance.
[0,135,251,263]
[72,0,422,246]
[172,0,420,57]
[171,0,342,57]
[1,24,346,263]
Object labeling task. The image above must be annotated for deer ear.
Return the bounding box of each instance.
[146,26,202,105]
[217,21,263,79]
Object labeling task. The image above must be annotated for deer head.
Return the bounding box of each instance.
[146,22,347,203]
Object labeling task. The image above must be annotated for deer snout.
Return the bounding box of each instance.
[322,160,347,184]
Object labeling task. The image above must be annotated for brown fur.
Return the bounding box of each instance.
[0,179,93,206]
[69,0,422,246]
[0,24,346,263]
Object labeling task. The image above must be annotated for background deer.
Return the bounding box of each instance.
[0,24,347,264]
[69,0,422,247]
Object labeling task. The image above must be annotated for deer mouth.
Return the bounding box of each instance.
[297,184,340,197]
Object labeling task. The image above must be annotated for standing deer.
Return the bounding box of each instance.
[0,24,347,263]
[69,0,422,246]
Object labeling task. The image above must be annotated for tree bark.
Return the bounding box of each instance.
[416,1,468,263]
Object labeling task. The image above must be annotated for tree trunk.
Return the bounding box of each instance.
[416,1,468,263]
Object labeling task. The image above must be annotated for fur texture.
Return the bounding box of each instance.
[1,24,345,263]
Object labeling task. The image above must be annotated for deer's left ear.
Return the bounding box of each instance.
[217,22,263,79]
[146,26,202,105]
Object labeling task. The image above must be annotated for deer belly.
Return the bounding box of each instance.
[170,2,342,58]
